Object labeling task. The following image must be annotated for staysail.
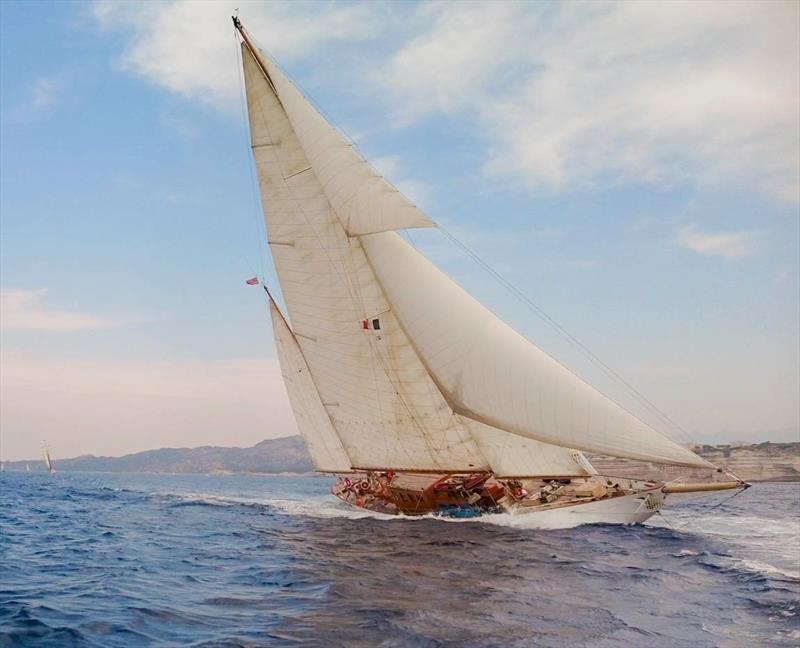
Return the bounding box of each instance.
[464,417,594,477]
[236,19,708,473]
[269,291,352,472]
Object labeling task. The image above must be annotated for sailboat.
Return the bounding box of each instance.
[42,443,54,474]
[26,463,31,473]
[232,18,748,527]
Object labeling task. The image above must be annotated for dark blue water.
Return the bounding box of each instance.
[1,473,798,647]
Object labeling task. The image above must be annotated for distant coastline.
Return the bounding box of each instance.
[4,436,799,482]
[589,441,800,483]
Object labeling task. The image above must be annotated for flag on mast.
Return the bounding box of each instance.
[245,277,259,285]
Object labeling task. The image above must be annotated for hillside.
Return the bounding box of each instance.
[5,436,313,475]
[5,438,799,481]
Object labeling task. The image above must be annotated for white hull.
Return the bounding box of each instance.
[505,488,665,530]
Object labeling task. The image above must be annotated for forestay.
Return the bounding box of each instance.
[269,293,352,473]
[242,42,490,471]
[360,232,713,469]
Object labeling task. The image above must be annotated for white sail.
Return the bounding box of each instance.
[242,42,490,472]
[360,232,713,469]
[244,41,433,236]
[269,292,352,472]
[463,416,594,477]
[239,28,705,473]
[42,445,53,472]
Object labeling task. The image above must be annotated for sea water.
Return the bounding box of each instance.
[0,472,797,647]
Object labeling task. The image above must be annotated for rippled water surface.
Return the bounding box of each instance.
[1,473,798,647]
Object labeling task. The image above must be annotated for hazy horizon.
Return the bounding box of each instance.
[4,426,800,465]
[2,1,798,462]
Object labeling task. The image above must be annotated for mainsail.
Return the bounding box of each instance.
[242,38,490,472]
[236,20,710,474]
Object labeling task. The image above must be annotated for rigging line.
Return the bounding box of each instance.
[672,486,751,531]
[435,222,694,445]
[655,510,675,531]
[233,29,270,285]
[241,253,261,283]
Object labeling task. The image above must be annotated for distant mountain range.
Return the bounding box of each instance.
[4,436,313,474]
[4,437,799,481]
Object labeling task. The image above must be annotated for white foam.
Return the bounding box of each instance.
[735,558,800,582]
[161,490,800,575]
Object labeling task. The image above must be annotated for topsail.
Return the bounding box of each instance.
[237,22,711,474]
[243,37,432,236]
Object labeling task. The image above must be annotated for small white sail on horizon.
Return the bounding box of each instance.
[235,20,712,477]
[42,444,54,473]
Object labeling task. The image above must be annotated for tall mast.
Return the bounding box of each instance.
[232,17,280,100]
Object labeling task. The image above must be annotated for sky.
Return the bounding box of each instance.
[1,0,798,461]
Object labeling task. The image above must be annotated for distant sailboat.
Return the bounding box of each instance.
[42,444,54,474]
[232,18,748,527]
[26,463,31,473]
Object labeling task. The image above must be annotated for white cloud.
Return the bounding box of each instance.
[92,1,800,203]
[675,225,761,260]
[0,289,118,332]
[92,0,384,109]
[380,1,800,204]
[30,77,59,110]
[378,2,531,123]
[7,76,63,122]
